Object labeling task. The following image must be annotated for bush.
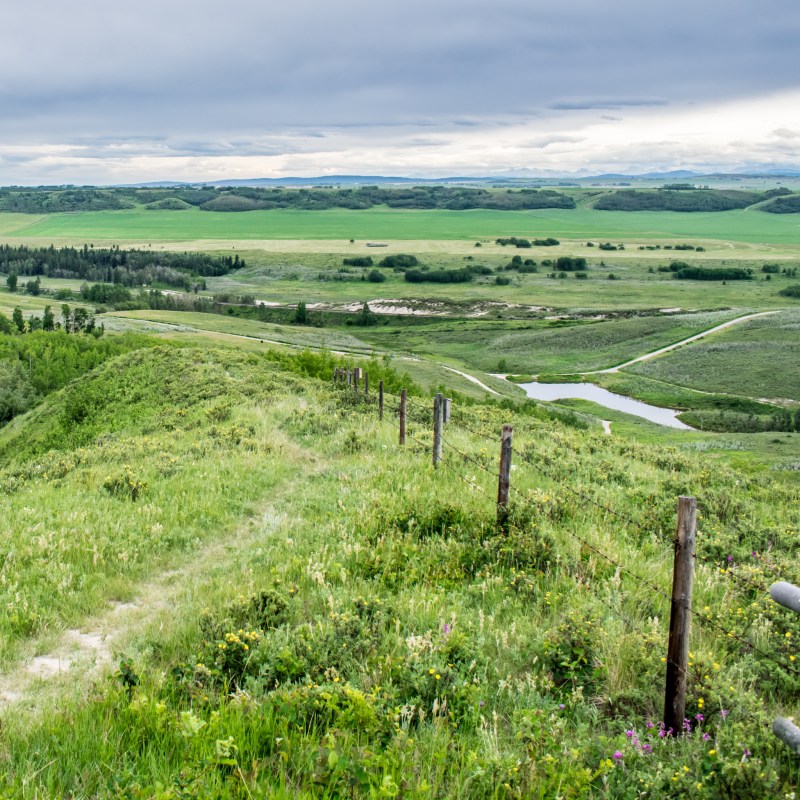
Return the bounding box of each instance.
[367,269,386,283]
[779,284,800,298]
[378,254,418,268]
[343,257,373,267]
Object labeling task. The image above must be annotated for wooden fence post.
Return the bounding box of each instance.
[443,398,452,424]
[433,393,444,468]
[497,425,513,527]
[333,367,338,387]
[353,368,360,391]
[399,390,407,445]
[664,495,697,735]
[770,581,800,755]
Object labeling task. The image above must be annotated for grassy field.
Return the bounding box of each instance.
[352,310,745,374]
[0,344,799,796]
[625,308,800,401]
[2,205,800,244]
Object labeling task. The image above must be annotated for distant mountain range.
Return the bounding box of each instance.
[123,169,800,188]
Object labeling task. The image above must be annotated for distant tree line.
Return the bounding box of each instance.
[594,189,783,212]
[0,245,243,290]
[0,185,577,213]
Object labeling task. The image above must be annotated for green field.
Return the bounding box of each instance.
[352,309,745,374]
[625,308,800,401]
[2,205,800,244]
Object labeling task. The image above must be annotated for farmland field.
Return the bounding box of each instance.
[1,205,800,245]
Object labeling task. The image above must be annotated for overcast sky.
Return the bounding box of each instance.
[3,0,800,184]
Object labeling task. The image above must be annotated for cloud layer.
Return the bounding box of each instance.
[3,0,800,182]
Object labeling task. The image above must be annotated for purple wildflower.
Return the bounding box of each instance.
[642,743,653,754]
[720,709,729,720]
[695,713,704,723]
[702,733,711,741]
[613,751,623,761]
[646,721,655,729]
[727,554,734,563]
[559,704,565,709]
[625,730,634,739]
[442,623,452,635]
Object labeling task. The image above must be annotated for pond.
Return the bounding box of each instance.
[517,381,693,430]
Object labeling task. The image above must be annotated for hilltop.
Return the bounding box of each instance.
[0,342,798,797]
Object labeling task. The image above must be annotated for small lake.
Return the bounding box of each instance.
[517,381,693,430]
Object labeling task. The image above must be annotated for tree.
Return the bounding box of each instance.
[6,273,17,292]
[294,301,310,325]
[12,307,25,333]
[61,304,71,333]
[354,301,378,326]
[42,305,55,331]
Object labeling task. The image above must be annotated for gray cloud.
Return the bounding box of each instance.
[2,0,800,180]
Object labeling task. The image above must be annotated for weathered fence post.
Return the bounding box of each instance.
[333,367,338,387]
[443,398,452,424]
[353,367,361,391]
[664,495,697,735]
[774,718,800,755]
[399,390,407,445]
[379,380,384,420]
[432,393,444,467]
[769,581,800,754]
[497,425,513,527]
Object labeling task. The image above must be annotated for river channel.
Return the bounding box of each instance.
[517,381,693,430]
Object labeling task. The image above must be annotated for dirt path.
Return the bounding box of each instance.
[0,433,315,712]
[591,310,779,374]
[441,366,500,395]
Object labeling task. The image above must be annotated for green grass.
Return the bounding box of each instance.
[353,310,744,374]
[0,345,799,796]
[625,308,800,401]
[3,205,800,244]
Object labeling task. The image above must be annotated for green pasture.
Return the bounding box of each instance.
[625,308,800,401]
[353,309,744,374]
[2,205,800,244]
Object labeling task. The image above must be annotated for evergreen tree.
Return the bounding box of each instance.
[12,307,25,333]
[42,306,55,331]
[6,273,17,292]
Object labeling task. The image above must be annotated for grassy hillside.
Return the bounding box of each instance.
[0,344,799,796]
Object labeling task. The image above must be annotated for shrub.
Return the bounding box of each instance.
[779,284,800,298]
[378,254,418,268]
[367,269,386,283]
[343,257,373,267]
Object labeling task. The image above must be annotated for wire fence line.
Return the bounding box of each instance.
[332,379,800,682]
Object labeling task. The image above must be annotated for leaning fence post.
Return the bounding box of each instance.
[497,425,513,527]
[664,495,697,735]
[433,393,444,467]
[399,390,407,445]
[379,380,384,420]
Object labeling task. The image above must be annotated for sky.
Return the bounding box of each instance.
[3,0,800,184]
